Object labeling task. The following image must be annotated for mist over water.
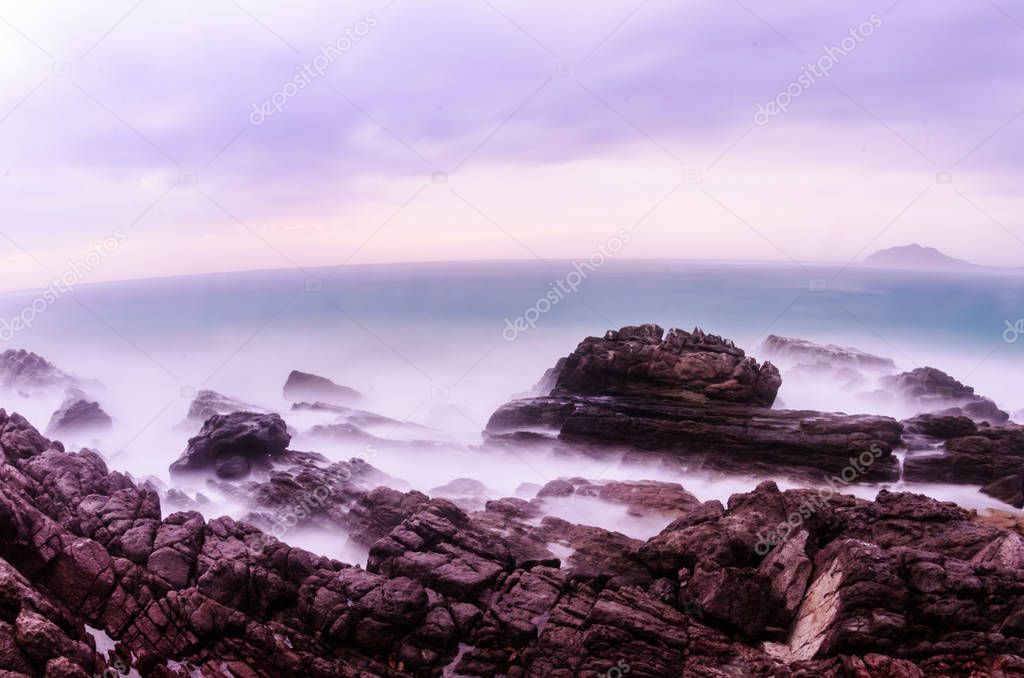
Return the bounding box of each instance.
[1,259,1021,553]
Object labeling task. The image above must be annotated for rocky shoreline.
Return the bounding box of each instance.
[0,326,1022,676]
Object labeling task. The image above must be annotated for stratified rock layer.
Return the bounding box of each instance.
[488,325,903,482]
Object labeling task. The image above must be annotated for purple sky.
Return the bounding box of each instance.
[1,0,1022,289]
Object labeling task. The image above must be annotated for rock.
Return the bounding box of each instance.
[181,390,268,427]
[883,367,1009,424]
[169,412,290,480]
[487,325,903,484]
[46,388,113,436]
[901,415,1024,507]
[551,324,781,406]
[283,371,360,405]
[292,401,410,429]
[491,395,902,482]
[0,350,79,391]
[762,335,897,372]
[533,478,701,517]
[982,473,1024,508]
[1,407,1023,676]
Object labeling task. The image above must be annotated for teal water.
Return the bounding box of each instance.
[0,259,1021,496]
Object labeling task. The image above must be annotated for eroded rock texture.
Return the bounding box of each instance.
[0,408,1022,676]
[488,325,903,483]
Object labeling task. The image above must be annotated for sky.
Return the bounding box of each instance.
[1,0,1023,291]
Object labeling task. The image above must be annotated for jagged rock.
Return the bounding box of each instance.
[283,371,360,405]
[0,408,1023,676]
[46,388,113,436]
[901,415,1024,507]
[488,325,903,483]
[884,366,1009,424]
[169,412,290,480]
[549,324,781,406]
[0,349,79,391]
[762,335,897,371]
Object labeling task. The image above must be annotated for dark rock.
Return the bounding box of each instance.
[283,370,360,405]
[982,475,1024,509]
[901,415,1024,507]
[46,388,113,436]
[551,323,781,406]
[491,395,902,482]
[487,325,903,484]
[1,408,1023,676]
[884,367,1009,424]
[169,412,290,480]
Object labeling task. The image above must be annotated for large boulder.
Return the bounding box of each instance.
[283,370,361,405]
[169,412,290,480]
[487,325,901,483]
[548,324,781,406]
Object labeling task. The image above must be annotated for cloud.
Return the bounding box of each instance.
[0,0,1022,287]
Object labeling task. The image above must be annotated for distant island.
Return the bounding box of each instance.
[864,244,1019,272]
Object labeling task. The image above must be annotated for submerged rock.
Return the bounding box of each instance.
[283,370,361,404]
[169,411,290,480]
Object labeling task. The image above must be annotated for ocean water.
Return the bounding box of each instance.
[1,259,1022,532]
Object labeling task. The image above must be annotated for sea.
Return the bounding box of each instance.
[0,259,1020,557]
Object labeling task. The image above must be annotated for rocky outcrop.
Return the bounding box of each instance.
[45,388,113,437]
[0,349,79,392]
[283,370,361,405]
[169,412,290,480]
[0,409,1022,676]
[547,324,781,407]
[902,414,1024,507]
[762,335,897,372]
[488,325,903,483]
[884,366,1009,424]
